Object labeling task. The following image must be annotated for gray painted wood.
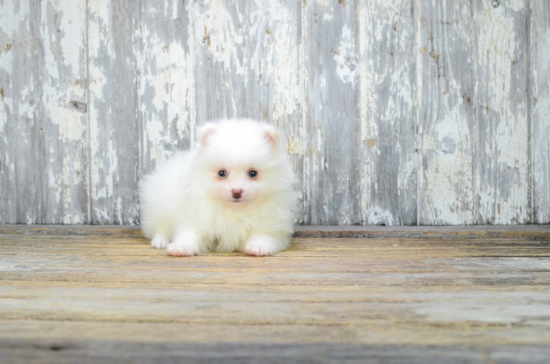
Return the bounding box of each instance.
[140,0,195,176]
[38,0,89,224]
[305,0,358,225]
[353,0,416,226]
[531,0,550,224]
[417,0,476,225]
[1,0,549,226]
[194,0,304,221]
[474,0,530,225]
[88,0,141,224]
[0,1,40,224]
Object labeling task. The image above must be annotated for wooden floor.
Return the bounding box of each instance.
[0,233,549,363]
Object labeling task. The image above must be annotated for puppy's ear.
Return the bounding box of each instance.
[261,125,280,149]
[197,123,217,147]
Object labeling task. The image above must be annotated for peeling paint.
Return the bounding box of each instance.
[531,5,550,223]
[476,0,530,224]
[415,1,478,225]
[0,0,548,226]
[508,0,526,12]
[334,24,357,85]
[48,105,85,141]
[195,1,245,75]
[285,136,301,155]
[0,0,31,37]
[0,94,6,133]
[0,0,41,223]
[88,0,140,224]
[141,30,191,163]
[368,206,395,226]
[264,1,301,124]
[140,0,196,184]
[358,0,415,225]
[38,0,88,224]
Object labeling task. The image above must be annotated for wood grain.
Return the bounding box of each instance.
[531,0,550,224]
[417,0,476,225]
[0,1,40,224]
[1,1,549,226]
[0,234,549,363]
[474,0,530,224]
[88,0,140,224]
[139,0,195,176]
[1,321,548,364]
[354,0,416,225]
[304,0,358,225]
[38,0,89,224]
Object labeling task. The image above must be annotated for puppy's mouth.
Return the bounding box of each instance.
[229,198,251,204]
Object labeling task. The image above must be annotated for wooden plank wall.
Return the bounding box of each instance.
[0,0,548,226]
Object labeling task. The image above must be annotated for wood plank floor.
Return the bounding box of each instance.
[0,234,549,363]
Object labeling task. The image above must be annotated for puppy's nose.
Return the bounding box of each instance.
[232,189,243,199]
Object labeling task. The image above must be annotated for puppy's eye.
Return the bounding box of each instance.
[248,170,258,178]
[218,170,227,178]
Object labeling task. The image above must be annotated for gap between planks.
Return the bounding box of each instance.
[0,225,549,239]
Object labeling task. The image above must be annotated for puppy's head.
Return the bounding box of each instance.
[196,120,285,206]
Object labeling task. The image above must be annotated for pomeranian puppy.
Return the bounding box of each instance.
[140,119,295,257]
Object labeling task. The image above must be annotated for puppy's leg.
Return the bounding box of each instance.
[166,228,200,257]
[151,233,170,249]
[244,234,282,257]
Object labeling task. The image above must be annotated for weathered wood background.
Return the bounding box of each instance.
[0,0,548,226]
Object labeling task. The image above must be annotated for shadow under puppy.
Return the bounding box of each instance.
[140,119,295,257]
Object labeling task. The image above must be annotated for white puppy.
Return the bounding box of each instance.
[140,119,295,257]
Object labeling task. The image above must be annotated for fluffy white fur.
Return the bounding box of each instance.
[140,119,295,257]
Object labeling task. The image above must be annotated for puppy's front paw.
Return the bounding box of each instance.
[151,234,170,249]
[166,229,200,257]
[166,242,198,257]
[244,236,277,257]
